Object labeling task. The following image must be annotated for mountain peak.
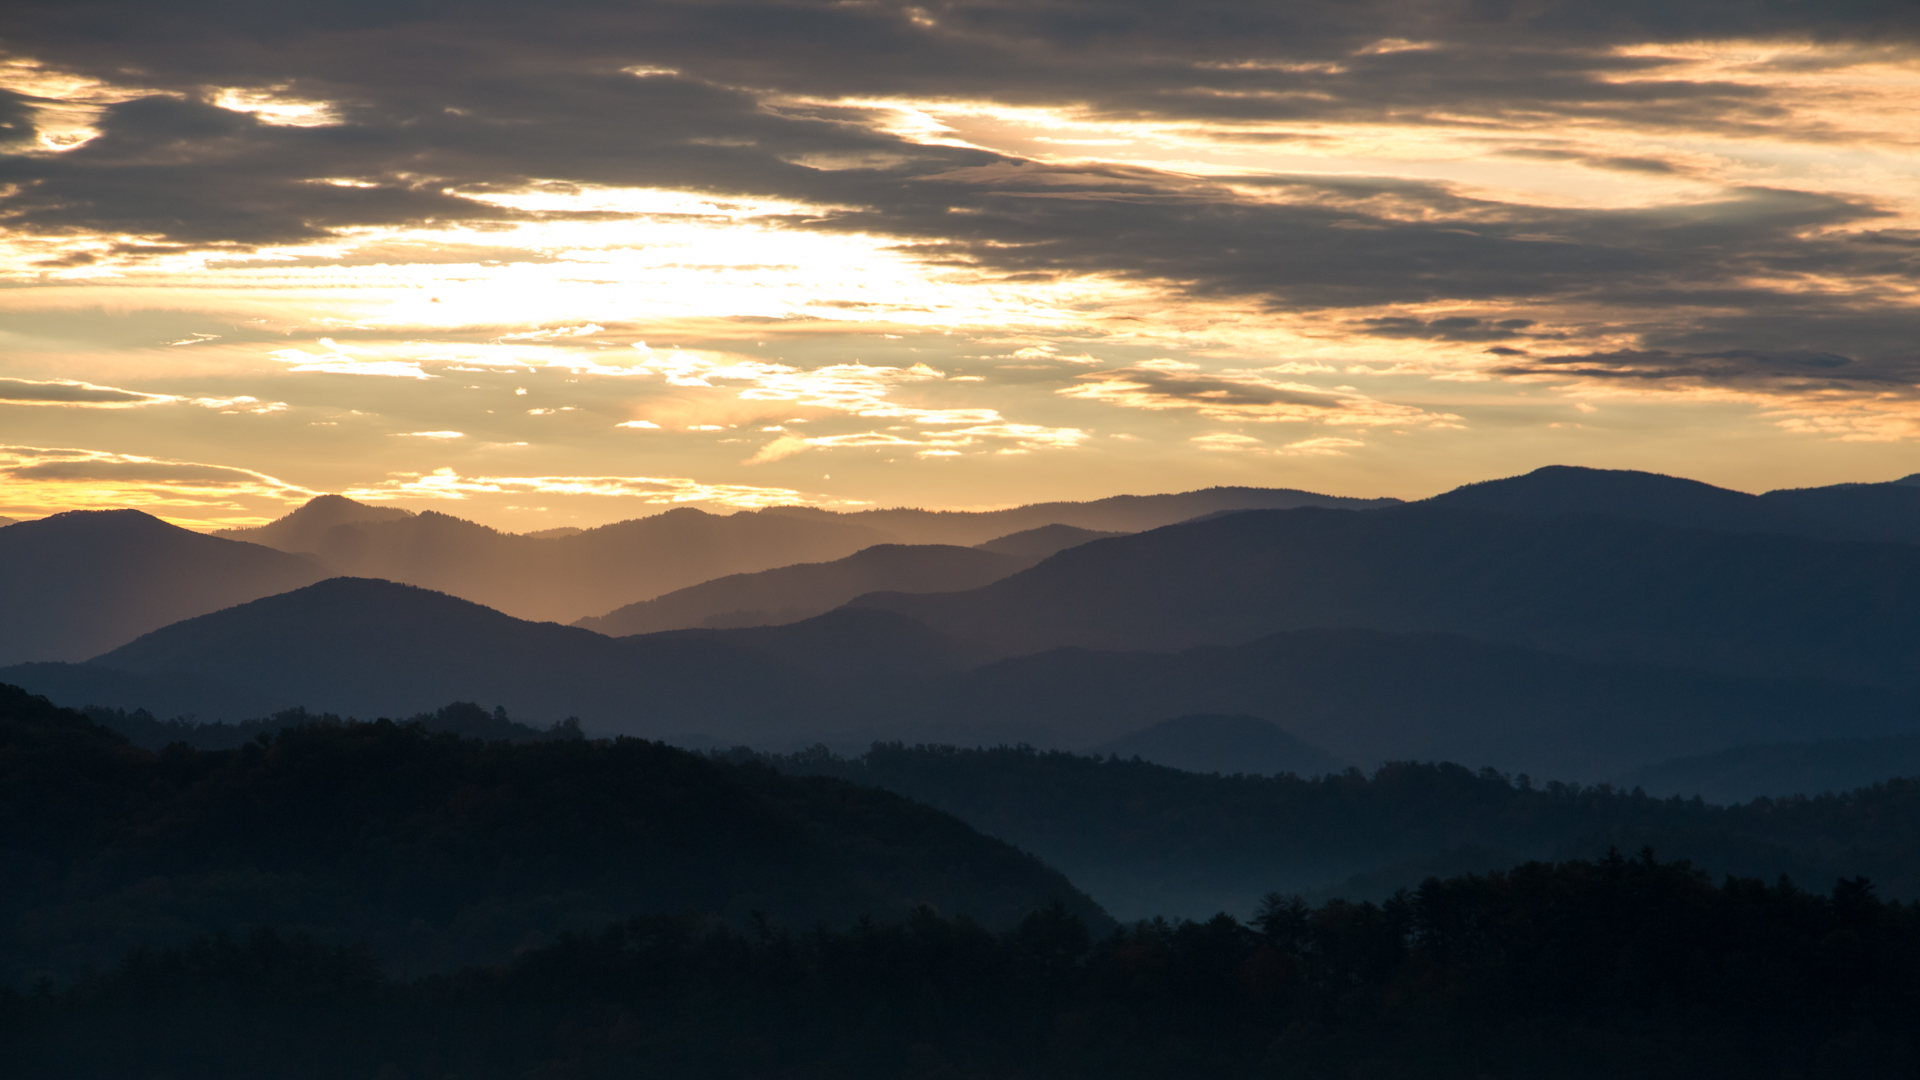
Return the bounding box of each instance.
[216,494,414,550]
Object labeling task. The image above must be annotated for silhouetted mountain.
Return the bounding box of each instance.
[1427,465,1823,534]
[894,628,1910,779]
[213,493,414,551]
[75,578,969,742]
[1088,714,1344,776]
[219,486,1389,622]
[1429,464,1920,544]
[0,510,329,665]
[854,503,1920,686]
[1622,734,1920,804]
[0,515,18,527]
[972,523,1124,560]
[0,684,1105,983]
[757,743,1920,922]
[519,526,582,539]
[577,543,1027,635]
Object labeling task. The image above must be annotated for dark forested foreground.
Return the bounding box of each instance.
[0,685,1102,984]
[8,854,1918,1079]
[749,743,1920,919]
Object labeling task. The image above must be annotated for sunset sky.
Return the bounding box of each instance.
[3,0,1918,530]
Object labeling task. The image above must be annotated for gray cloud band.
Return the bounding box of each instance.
[2,0,1916,397]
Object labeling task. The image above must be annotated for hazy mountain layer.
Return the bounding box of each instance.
[15,580,1901,781]
[0,510,328,665]
[855,503,1920,686]
[577,543,1028,635]
[755,744,1920,922]
[0,685,1105,983]
[971,523,1125,560]
[1087,714,1345,777]
[1622,735,1920,804]
[215,486,1386,622]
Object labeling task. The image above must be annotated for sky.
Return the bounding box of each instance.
[2,0,1918,531]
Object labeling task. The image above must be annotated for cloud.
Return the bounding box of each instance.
[0,444,316,523]
[0,377,284,413]
[392,431,465,439]
[344,467,836,510]
[1062,363,1462,427]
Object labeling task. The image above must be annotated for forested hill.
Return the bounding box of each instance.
[748,743,1920,920]
[9,855,1917,1078]
[0,684,1106,985]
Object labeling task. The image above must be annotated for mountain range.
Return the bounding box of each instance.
[214,486,1379,623]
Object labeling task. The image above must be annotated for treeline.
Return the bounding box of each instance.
[0,685,1100,985]
[739,743,1920,917]
[7,854,1916,1078]
[81,700,582,750]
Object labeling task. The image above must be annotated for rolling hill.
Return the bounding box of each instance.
[0,510,329,665]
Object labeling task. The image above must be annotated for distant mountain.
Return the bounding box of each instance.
[1621,735,1920,804]
[1428,464,1920,544]
[69,578,969,742]
[577,544,1027,635]
[854,503,1920,686]
[972,523,1124,561]
[0,510,329,665]
[1088,714,1344,777]
[219,486,1388,622]
[0,684,1106,983]
[520,526,582,539]
[30,581,1905,779]
[213,493,414,551]
[893,628,1909,780]
[0,515,18,527]
[219,502,897,622]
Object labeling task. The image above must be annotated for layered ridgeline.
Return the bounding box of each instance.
[576,525,1117,636]
[753,742,1920,921]
[0,684,1106,985]
[0,510,328,665]
[216,487,1381,623]
[5,579,1907,780]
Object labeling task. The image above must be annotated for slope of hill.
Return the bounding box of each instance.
[1622,734,1920,804]
[853,503,1920,687]
[1088,714,1344,776]
[833,485,1399,545]
[971,523,1124,560]
[0,510,329,665]
[0,684,1106,984]
[577,544,1027,635]
[75,578,971,742]
[758,743,1920,921]
[0,515,18,527]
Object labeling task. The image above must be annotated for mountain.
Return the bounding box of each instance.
[0,510,329,665]
[70,577,969,742]
[1621,734,1920,804]
[0,515,18,527]
[0,684,1106,983]
[576,543,1028,635]
[218,486,1390,623]
[756,742,1920,921]
[1087,714,1344,777]
[832,485,1399,545]
[212,492,414,551]
[888,628,1909,780]
[213,504,895,624]
[30,582,1903,780]
[972,523,1124,560]
[853,503,1920,687]
[1428,464,1920,544]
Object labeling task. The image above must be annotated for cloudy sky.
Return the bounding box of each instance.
[2,0,1917,529]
